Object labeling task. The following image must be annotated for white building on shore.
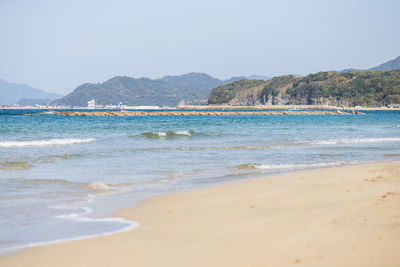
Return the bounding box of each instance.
[87,99,96,109]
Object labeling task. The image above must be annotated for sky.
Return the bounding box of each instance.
[0,0,399,95]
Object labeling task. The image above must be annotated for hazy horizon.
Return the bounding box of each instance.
[1,0,399,94]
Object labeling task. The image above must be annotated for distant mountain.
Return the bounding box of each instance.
[247,75,271,80]
[338,68,361,73]
[369,55,400,71]
[52,73,272,107]
[158,72,223,99]
[223,76,247,83]
[339,55,400,73]
[224,75,271,83]
[0,79,62,106]
[158,72,271,97]
[17,98,52,106]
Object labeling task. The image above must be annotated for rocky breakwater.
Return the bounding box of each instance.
[32,110,365,116]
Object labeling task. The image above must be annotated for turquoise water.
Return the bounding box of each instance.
[1,109,400,254]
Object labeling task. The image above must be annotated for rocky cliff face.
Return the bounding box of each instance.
[209,75,300,106]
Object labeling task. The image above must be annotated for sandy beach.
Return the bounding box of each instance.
[1,161,400,267]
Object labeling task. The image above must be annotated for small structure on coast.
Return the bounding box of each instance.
[87,99,96,109]
[177,100,186,108]
[388,103,400,108]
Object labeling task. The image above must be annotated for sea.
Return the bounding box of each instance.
[0,109,399,255]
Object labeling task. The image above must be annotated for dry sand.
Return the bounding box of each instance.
[1,161,400,267]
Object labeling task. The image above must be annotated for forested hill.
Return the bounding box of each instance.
[51,73,270,107]
[51,76,188,107]
[208,70,400,107]
[157,73,223,100]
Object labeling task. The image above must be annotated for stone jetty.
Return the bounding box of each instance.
[32,110,365,116]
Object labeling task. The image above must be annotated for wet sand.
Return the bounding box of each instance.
[1,161,400,267]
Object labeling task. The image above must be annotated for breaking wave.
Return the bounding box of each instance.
[236,161,356,170]
[212,145,284,150]
[142,130,197,139]
[0,138,96,148]
[86,182,111,190]
[310,137,400,145]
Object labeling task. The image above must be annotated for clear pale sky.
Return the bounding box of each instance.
[1,0,399,94]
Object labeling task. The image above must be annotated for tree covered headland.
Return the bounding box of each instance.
[209,70,400,107]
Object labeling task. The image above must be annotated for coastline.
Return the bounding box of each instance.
[2,105,399,111]
[180,105,400,111]
[1,161,400,267]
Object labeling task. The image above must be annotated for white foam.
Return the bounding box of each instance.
[54,206,93,219]
[174,130,191,136]
[144,130,192,137]
[155,132,167,137]
[87,182,110,190]
[86,194,95,203]
[0,138,96,148]
[252,161,355,170]
[0,206,139,255]
[312,137,400,145]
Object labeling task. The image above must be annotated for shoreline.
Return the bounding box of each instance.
[2,105,399,111]
[1,160,400,266]
[180,104,400,111]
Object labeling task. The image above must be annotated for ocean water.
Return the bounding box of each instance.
[0,109,399,254]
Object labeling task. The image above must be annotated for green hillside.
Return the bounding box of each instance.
[51,76,188,107]
[209,70,400,107]
[158,72,223,99]
[52,72,272,107]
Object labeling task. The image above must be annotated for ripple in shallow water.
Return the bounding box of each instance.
[0,161,32,171]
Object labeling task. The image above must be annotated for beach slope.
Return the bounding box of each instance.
[1,161,400,267]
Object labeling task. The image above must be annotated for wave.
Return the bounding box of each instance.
[142,130,196,139]
[236,161,356,170]
[10,178,84,187]
[86,182,111,190]
[208,137,400,151]
[227,137,400,152]
[54,153,85,159]
[0,161,32,171]
[37,153,86,163]
[16,178,130,192]
[0,138,96,148]
[382,153,400,157]
[85,182,132,197]
[212,145,284,151]
[311,137,400,145]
